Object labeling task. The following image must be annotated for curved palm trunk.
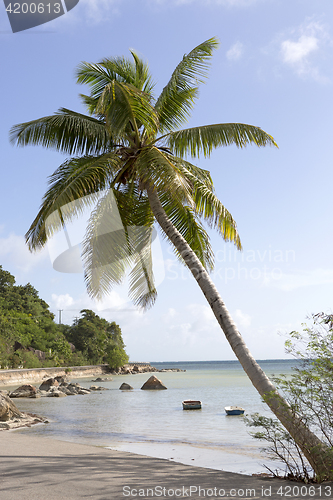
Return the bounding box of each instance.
[147,186,333,480]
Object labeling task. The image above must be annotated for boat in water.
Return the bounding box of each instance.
[182,400,202,410]
[224,406,245,416]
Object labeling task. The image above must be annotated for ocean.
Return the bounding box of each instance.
[9,359,298,475]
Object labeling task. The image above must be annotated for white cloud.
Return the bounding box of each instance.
[281,35,318,65]
[0,233,48,272]
[278,20,332,82]
[226,41,244,61]
[51,293,75,310]
[50,287,134,318]
[160,304,223,348]
[234,309,251,328]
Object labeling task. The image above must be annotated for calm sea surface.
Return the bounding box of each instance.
[8,360,299,475]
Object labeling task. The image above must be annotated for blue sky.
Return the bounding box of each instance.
[1,0,333,361]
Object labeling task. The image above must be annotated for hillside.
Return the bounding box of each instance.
[0,266,128,370]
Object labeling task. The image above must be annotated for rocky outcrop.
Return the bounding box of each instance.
[9,384,39,398]
[39,378,60,391]
[6,378,93,399]
[46,388,67,397]
[110,364,158,375]
[159,368,186,372]
[92,377,112,382]
[141,376,167,390]
[0,393,46,430]
[119,383,133,390]
[0,393,22,421]
[111,365,185,375]
[54,375,66,384]
[90,385,108,391]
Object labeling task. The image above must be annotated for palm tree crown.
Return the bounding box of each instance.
[10,37,276,309]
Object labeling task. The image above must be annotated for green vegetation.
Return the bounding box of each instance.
[247,313,333,482]
[66,309,128,368]
[0,266,128,370]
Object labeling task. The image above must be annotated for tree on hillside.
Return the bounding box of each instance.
[11,38,332,478]
[0,266,15,292]
[0,266,53,319]
[67,309,128,366]
[0,266,73,367]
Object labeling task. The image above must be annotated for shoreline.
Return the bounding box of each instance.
[0,363,159,386]
[107,440,273,476]
[0,364,112,386]
[0,431,323,500]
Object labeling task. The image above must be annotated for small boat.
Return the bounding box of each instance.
[182,400,202,410]
[225,406,245,416]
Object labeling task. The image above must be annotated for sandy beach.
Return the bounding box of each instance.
[1,430,331,500]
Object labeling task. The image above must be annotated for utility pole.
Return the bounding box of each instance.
[58,309,63,324]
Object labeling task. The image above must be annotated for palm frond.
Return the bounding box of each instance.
[82,184,157,308]
[26,153,121,250]
[166,123,278,158]
[115,186,156,310]
[113,183,155,228]
[136,146,193,206]
[76,60,127,97]
[155,37,219,131]
[82,189,133,300]
[129,50,155,94]
[156,87,198,132]
[10,108,111,156]
[168,155,214,188]
[96,81,159,141]
[76,54,155,111]
[170,156,241,248]
[128,227,157,309]
[158,191,215,271]
[193,183,241,249]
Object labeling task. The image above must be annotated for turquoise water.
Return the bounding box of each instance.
[9,359,298,475]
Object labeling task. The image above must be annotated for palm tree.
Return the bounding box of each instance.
[10,38,332,479]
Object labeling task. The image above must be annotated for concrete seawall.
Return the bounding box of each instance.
[0,365,112,386]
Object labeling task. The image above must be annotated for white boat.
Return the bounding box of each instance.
[182,400,202,410]
[225,406,245,415]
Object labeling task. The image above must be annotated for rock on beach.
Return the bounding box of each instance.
[9,384,39,398]
[119,383,133,390]
[141,376,167,390]
[0,393,22,421]
[39,378,59,391]
[0,392,46,430]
